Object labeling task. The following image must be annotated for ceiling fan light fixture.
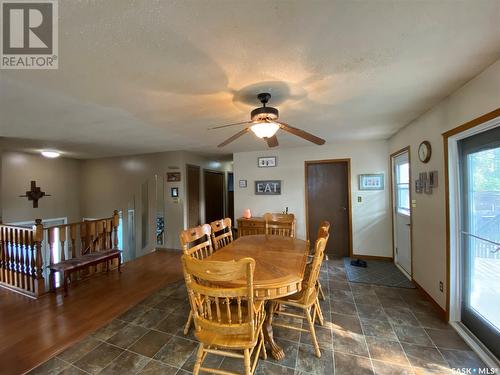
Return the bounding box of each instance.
[250,122,279,139]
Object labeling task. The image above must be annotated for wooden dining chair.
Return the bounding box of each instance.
[210,218,234,250]
[263,213,296,237]
[315,221,331,301]
[182,255,267,375]
[179,224,213,334]
[270,235,329,358]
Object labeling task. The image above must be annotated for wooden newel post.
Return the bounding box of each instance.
[59,226,66,261]
[34,219,45,296]
[112,210,119,249]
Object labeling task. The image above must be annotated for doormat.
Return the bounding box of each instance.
[343,257,416,289]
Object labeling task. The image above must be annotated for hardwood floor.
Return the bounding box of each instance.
[0,250,183,375]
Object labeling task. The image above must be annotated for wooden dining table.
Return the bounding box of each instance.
[207,234,310,360]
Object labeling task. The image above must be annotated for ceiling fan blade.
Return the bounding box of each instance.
[277,121,325,145]
[217,127,250,147]
[208,121,251,130]
[265,134,279,148]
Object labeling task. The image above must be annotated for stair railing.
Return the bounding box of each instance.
[0,220,45,297]
[45,210,119,265]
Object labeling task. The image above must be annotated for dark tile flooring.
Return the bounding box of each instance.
[344,258,415,289]
[28,259,488,375]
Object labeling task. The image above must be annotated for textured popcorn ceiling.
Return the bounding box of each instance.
[0,0,499,158]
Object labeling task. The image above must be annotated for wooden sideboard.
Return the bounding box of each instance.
[236,217,266,236]
[237,216,297,237]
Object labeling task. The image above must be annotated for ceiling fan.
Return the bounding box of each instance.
[209,93,326,148]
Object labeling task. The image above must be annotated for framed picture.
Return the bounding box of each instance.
[167,172,181,182]
[429,171,438,188]
[358,174,384,190]
[258,156,277,168]
[171,187,179,197]
[255,180,281,195]
[415,179,423,194]
[424,179,433,194]
[239,179,247,188]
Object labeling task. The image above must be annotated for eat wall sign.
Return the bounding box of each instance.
[255,180,281,195]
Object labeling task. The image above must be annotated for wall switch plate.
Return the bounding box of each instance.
[357,196,362,203]
[439,281,444,292]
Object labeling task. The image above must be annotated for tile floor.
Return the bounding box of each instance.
[28,259,489,375]
[343,258,416,289]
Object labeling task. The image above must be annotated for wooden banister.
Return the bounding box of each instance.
[0,221,45,297]
[44,212,120,263]
[0,210,120,298]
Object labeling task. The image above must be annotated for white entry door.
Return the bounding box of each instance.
[392,151,412,276]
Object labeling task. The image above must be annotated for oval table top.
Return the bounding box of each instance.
[207,234,309,300]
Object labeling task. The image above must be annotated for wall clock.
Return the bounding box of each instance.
[418,141,432,163]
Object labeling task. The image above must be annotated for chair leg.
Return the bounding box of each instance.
[318,280,325,300]
[244,348,251,375]
[260,329,267,360]
[49,271,55,293]
[63,272,69,296]
[315,298,325,326]
[193,343,204,375]
[184,309,193,335]
[305,307,321,358]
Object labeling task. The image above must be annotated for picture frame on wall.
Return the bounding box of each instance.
[255,180,281,195]
[429,170,438,188]
[415,179,423,194]
[258,156,277,168]
[358,174,384,190]
[167,172,181,182]
[424,178,433,194]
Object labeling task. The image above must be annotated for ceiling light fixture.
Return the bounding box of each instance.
[41,150,61,158]
[250,121,279,139]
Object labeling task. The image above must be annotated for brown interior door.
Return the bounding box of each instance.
[306,160,351,258]
[227,172,234,223]
[204,170,225,224]
[187,165,200,227]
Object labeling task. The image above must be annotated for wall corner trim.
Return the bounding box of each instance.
[413,280,447,322]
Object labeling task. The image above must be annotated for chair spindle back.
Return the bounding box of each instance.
[264,213,295,237]
[210,218,233,250]
[304,236,329,300]
[182,255,260,340]
[180,224,213,259]
[317,221,330,239]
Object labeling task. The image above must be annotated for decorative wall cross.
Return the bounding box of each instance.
[19,181,51,208]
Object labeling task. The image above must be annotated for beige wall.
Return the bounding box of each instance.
[80,152,181,256]
[389,59,500,309]
[0,149,231,258]
[80,151,231,254]
[1,151,82,224]
[234,140,392,257]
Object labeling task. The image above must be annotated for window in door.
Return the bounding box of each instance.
[395,161,410,215]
